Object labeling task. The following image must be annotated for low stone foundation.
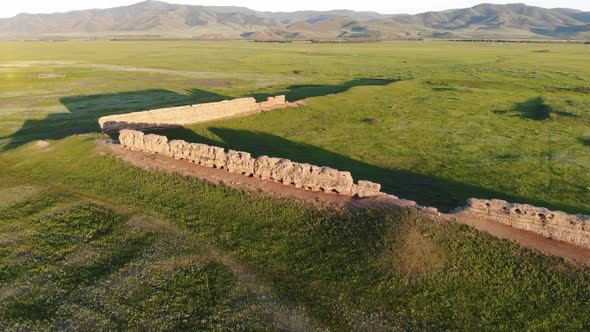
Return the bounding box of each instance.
[119,129,383,198]
[461,198,590,249]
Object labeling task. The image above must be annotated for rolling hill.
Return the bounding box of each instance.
[0,1,589,40]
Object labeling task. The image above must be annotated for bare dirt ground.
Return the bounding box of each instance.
[104,141,590,266]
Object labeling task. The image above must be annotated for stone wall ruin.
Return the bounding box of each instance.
[461,198,590,249]
[99,95,293,133]
[117,128,590,250]
[119,129,383,198]
[103,96,590,252]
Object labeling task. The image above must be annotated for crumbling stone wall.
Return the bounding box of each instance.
[99,96,291,133]
[119,129,382,198]
[259,95,286,109]
[461,198,590,249]
[107,97,590,251]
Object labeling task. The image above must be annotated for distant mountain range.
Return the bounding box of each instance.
[1,1,589,40]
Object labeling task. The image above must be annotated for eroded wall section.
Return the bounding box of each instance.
[461,198,590,249]
[119,129,382,198]
[99,96,289,133]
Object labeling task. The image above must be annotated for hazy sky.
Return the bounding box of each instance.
[1,0,589,18]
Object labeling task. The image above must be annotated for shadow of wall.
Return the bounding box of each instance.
[1,78,395,151]
[1,89,228,151]
[8,79,586,215]
[250,78,396,102]
[154,126,590,215]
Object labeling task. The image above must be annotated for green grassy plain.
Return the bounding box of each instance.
[0,40,589,330]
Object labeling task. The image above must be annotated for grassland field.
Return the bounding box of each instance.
[0,40,589,330]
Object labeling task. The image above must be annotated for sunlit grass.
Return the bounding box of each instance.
[0,40,589,329]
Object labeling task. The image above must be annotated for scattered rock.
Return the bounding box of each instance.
[352,180,382,198]
[34,140,50,148]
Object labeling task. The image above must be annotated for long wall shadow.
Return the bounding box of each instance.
[4,80,588,214]
[0,89,228,151]
[12,79,585,214]
[250,78,395,102]
[1,78,396,151]
[156,126,590,215]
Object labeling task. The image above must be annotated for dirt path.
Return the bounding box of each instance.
[104,141,590,266]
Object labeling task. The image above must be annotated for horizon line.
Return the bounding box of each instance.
[0,1,587,20]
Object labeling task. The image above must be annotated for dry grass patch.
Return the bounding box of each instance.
[0,185,41,210]
[379,216,448,278]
